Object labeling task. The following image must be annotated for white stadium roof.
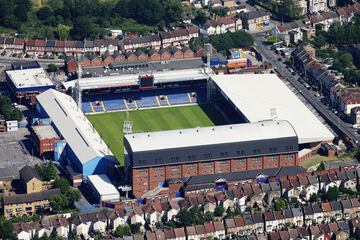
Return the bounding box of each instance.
[36,89,114,164]
[125,120,297,152]
[62,68,208,90]
[211,74,334,144]
[6,68,54,89]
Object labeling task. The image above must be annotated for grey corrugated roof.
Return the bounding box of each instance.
[284,209,293,219]
[341,199,352,209]
[303,205,314,215]
[243,213,254,225]
[330,201,342,211]
[291,207,303,217]
[20,166,40,183]
[3,189,61,205]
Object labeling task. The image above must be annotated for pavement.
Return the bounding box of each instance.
[252,34,360,147]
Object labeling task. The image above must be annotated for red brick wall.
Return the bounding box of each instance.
[183,50,194,59]
[182,163,198,177]
[132,168,149,198]
[149,54,161,62]
[165,165,182,179]
[199,162,214,175]
[80,59,91,68]
[39,138,58,156]
[114,56,125,62]
[279,153,296,167]
[91,58,102,67]
[230,159,247,172]
[214,160,230,173]
[149,167,166,190]
[160,53,171,61]
[172,51,183,59]
[246,157,263,170]
[127,55,137,62]
[263,155,279,169]
[103,57,113,65]
[137,54,148,62]
[66,60,78,73]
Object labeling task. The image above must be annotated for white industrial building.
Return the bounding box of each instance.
[87,174,120,203]
[211,74,334,145]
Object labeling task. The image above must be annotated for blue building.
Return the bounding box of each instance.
[36,89,118,179]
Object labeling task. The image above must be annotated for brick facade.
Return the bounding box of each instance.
[132,153,299,198]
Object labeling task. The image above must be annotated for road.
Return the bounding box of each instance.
[253,35,360,147]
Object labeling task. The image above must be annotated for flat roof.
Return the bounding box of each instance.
[62,68,208,91]
[32,125,59,140]
[36,89,115,164]
[211,74,334,144]
[125,120,297,152]
[88,174,119,196]
[6,68,54,89]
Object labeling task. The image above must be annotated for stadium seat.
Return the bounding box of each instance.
[82,101,93,113]
[167,93,191,105]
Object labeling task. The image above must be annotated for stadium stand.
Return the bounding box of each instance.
[81,87,207,113]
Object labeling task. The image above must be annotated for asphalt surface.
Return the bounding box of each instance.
[253,34,360,147]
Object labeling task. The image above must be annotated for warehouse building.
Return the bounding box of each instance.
[88,174,120,203]
[6,68,55,105]
[124,120,299,198]
[31,125,60,157]
[36,89,117,179]
[210,74,334,145]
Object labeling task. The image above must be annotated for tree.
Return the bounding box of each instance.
[326,186,339,201]
[46,161,58,181]
[48,64,58,72]
[279,0,303,21]
[114,225,131,237]
[54,177,70,193]
[313,34,327,49]
[49,195,68,213]
[274,199,286,211]
[317,161,326,171]
[193,10,208,26]
[214,205,225,217]
[204,211,214,222]
[66,189,81,204]
[37,6,54,21]
[177,209,194,226]
[0,217,17,240]
[130,223,141,234]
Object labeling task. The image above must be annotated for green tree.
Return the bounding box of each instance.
[313,33,327,49]
[204,211,214,222]
[54,177,70,193]
[114,225,131,237]
[193,10,208,26]
[47,0,64,10]
[279,0,303,21]
[130,223,141,234]
[317,161,326,171]
[49,195,68,213]
[326,186,339,201]
[48,64,58,72]
[46,161,58,181]
[0,216,17,240]
[177,209,194,226]
[214,205,225,217]
[66,189,81,204]
[274,199,286,211]
[37,6,54,21]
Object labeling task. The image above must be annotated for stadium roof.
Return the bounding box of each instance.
[36,89,114,164]
[125,120,297,152]
[211,74,334,144]
[6,68,54,89]
[62,68,209,90]
[88,174,119,197]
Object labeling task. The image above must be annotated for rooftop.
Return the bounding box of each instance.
[32,125,59,140]
[125,120,297,152]
[36,89,115,165]
[6,68,54,89]
[88,174,119,197]
[211,74,334,144]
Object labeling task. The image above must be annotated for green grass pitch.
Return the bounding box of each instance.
[87,104,227,165]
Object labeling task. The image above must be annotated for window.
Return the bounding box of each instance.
[220,152,229,157]
[203,162,214,167]
[284,154,294,160]
[285,146,294,151]
[236,159,246,164]
[171,156,179,161]
[138,169,147,174]
[253,149,261,154]
[236,150,245,156]
[268,156,278,161]
[155,167,163,172]
[155,158,163,164]
[204,153,212,159]
[187,164,197,170]
[269,147,277,152]
[252,157,262,164]
[171,166,180,171]
[219,161,229,165]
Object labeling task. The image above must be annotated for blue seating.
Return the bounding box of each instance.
[82,101,93,113]
[167,93,191,105]
[81,86,208,113]
[136,96,158,108]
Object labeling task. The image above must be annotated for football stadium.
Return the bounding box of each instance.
[35,66,335,197]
